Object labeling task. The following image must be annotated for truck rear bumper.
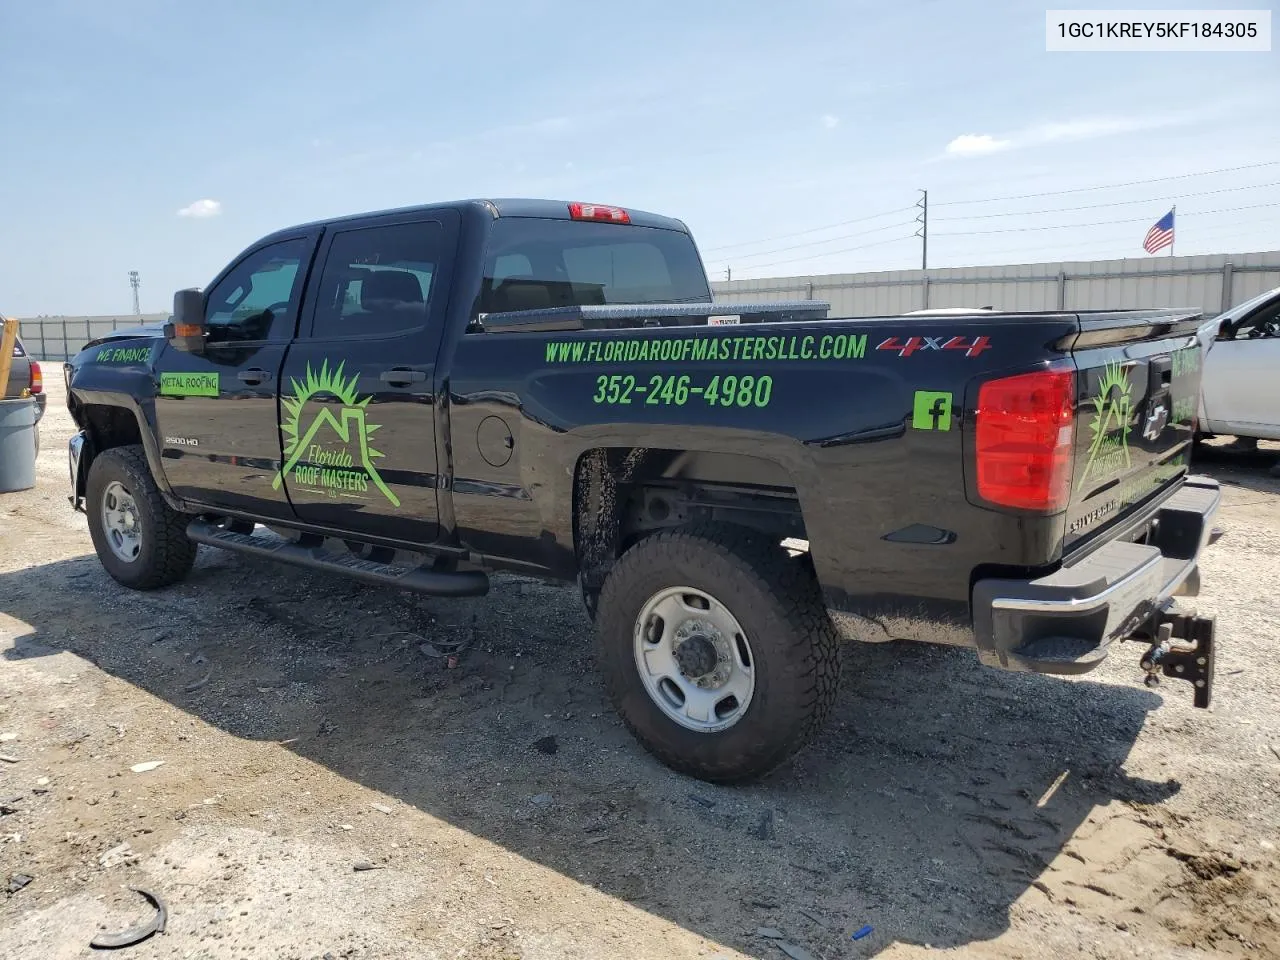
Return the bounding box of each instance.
[970,475,1221,675]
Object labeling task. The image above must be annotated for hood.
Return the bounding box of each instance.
[84,321,168,351]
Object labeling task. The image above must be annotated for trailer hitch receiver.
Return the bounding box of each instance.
[1138,610,1216,709]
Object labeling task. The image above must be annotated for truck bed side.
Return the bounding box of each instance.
[443,312,1085,637]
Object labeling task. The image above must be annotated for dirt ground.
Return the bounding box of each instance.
[3,380,1280,960]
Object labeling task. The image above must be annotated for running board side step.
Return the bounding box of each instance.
[185,519,489,597]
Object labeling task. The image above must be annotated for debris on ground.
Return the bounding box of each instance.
[532,735,558,755]
[7,873,34,893]
[89,886,167,950]
[0,755,20,764]
[689,794,716,809]
[353,861,383,872]
[756,926,785,939]
[99,842,136,869]
[129,761,164,773]
[530,793,554,808]
[756,809,774,840]
[0,796,21,815]
[851,924,874,941]
[778,942,817,960]
[371,803,392,814]
[0,733,16,742]
[182,672,212,693]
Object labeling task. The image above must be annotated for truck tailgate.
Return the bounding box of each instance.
[1065,310,1207,549]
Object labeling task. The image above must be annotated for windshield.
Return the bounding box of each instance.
[478,218,711,315]
[1217,285,1280,324]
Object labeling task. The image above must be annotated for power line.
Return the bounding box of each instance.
[915,189,928,269]
[699,205,914,254]
[932,159,1280,207]
[718,234,916,272]
[934,214,1280,262]
[703,218,917,264]
[933,200,1280,237]
[933,180,1280,221]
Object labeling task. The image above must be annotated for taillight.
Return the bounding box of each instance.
[568,202,630,224]
[975,367,1076,512]
[28,360,43,394]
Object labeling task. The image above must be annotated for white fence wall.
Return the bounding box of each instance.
[15,314,169,362]
[711,250,1280,318]
[16,250,1280,360]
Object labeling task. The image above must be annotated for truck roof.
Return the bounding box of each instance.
[262,198,691,242]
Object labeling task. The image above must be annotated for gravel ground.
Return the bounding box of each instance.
[2,380,1279,960]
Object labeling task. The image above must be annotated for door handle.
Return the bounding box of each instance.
[238,369,272,386]
[380,368,427,386]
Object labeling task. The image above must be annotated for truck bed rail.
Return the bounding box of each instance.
[473,300,832,333]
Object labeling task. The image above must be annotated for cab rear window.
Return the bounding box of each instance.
[12,340,24,357]
[478,218,710,315]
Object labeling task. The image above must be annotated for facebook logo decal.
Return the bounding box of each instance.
[912,391,953,431]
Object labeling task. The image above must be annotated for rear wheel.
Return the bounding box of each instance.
[595,524,840,783]
[86,445,197,590]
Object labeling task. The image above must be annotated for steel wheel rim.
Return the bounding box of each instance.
[101,480,143,563]
[633,585,756,733]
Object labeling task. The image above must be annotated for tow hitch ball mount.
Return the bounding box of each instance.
[1137,609,1216,709]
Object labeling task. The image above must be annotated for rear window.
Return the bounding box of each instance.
[478,218,710,315]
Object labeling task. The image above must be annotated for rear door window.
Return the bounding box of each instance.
[308,221,442,340]
[478,219,710,315]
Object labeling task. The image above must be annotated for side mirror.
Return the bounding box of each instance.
[164,288,206,353]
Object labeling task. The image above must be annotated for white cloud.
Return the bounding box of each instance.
[821,114,839,130]
[1029,117,1154,143]
[176,199,222,219]
[942,114,1184,160]
[945,134,1013,156]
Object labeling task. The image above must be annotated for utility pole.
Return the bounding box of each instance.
[129,271,141,316]
[725,266,732,282]
[915,190,928,270]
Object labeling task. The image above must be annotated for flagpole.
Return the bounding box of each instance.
[1170,204,1176,257]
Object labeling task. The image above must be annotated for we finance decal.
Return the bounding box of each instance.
[272,360,399,506]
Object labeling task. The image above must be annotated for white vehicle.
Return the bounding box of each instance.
[1197,285,1280,443]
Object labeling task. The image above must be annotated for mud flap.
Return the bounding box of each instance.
[1139,611,1216,709]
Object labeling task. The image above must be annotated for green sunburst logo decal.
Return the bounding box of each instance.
[272,359,399,507]
[1077,360,1133,491]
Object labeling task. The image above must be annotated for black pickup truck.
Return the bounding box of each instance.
[64,198,1222,782]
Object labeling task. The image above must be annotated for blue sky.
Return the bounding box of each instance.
[1,0,1277,315]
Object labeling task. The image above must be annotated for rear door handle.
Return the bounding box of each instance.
[380,368,427,386]
[238,369,272,386]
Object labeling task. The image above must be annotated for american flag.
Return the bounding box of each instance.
[1143,208,1175,254]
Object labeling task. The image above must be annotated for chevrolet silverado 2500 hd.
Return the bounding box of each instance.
[64,198,1221,782]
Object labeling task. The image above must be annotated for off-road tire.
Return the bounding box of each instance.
[595,523,841,783]
[86,445,197,590]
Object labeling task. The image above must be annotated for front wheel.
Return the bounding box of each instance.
[595,524,840,783]
[86,445,198,590]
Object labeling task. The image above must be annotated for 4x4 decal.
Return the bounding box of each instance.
[271,360,400,506]
[1077,360,1133,491]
